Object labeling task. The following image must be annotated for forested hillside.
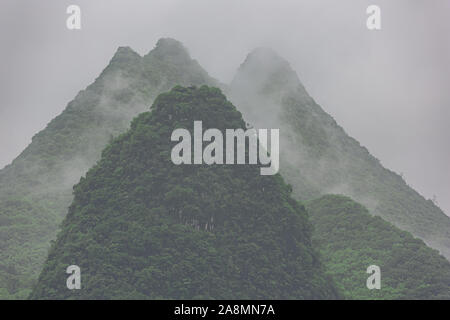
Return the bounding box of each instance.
[307,195,450,299]
[3,38,448,300]
[229,48,450,260]
[30,86,339,299]
[0,38,217,299]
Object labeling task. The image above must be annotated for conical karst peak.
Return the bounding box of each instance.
[109,46,141,64]
[97,46,142,81]
[231,47,303,95]
[142,38,221,89]
[146,37,192,63]
[30,85,339,300]
[245,47,288,67]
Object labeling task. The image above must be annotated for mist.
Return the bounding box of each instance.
[0,0,449,214]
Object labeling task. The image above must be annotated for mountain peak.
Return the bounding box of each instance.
[247,47,285,63]
[30,86,339,299]
[230,47,305,101]
[241,47,294,76]
[146,37,191,63]
[155,37,186,51]
[110,46,141,63]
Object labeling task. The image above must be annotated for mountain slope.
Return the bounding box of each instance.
[307,195,450,299]
[0,38,218,299]
[229,48,450,260]
[30,86,339,299]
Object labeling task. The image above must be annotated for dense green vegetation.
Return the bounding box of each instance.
[229,48,450,260]
[0,38,218,299]
[306,195,450,299]
[30,86,339,299]
[2,39,449,300]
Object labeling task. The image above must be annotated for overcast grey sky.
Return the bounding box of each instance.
[0,0,449,214]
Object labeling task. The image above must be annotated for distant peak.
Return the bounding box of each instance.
[248,47,281,60]
[231,47,302,94]
[115,46,138,54]
[155,38,186,52]
[146,38,192,63]
[241,47,292,74]
[106,46,142,69]
[97,46,141,79]
[112,46,141,60]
